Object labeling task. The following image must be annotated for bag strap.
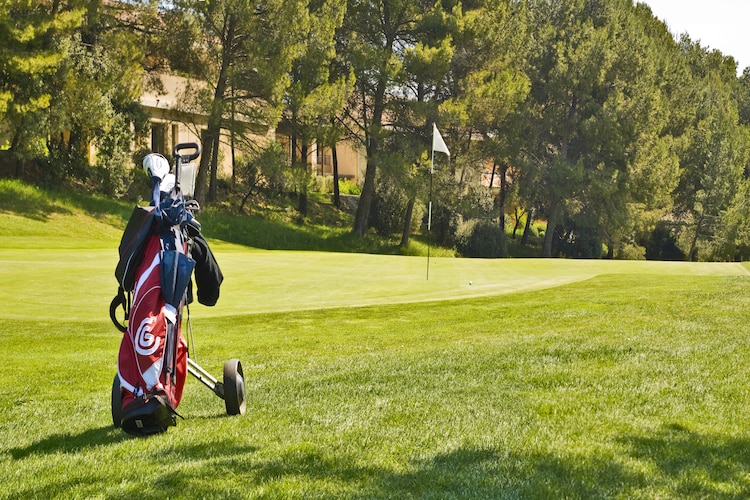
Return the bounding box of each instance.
[110,286,130,333]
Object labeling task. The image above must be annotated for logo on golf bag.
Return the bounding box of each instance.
[135,317,160,356]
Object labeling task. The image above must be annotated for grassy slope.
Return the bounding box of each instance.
[2,179,750,498]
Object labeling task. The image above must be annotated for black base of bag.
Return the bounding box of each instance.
[120,391,179,437]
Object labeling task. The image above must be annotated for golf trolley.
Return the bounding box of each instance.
[110,142,245,435]
[110,359,247,428]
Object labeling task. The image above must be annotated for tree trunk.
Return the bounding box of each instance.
[195,129,212,204]
[400,197,415,247]
[239,189,253,213]
[332,143,340,209]
[196,116,222,205]
[688,215,703,262]
[353,59,388,236]
[195,15,235,205]
[521,207,534,246]
[512,207,523,239]
[298,143,308,217]
[230,85,236,186]
[542,200,561,258]
[209,136,220,201]
[488,162,497,190]
[354,158,377,235]
[498,163,507,231]
[353,105,384,236]
[12,129,23,178]
[290,108,300,207]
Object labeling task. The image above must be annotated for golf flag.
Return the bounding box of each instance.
[432,124,450,156]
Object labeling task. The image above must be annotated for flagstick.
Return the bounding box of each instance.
[427,148,434,281]
[427,123,449,281]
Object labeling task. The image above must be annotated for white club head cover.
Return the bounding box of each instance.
[143,153,170,180]
[160,173,176,194]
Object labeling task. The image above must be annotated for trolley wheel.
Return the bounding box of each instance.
[223,359,246,416]
[111,374,122,428]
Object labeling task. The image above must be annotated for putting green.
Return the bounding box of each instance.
[1,242,747,321]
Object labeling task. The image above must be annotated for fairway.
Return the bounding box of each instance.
[3,213,750,497]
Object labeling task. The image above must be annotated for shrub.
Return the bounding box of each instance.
[250,142,292,196]
[644,225,685,261]
[310,175,333,194]
[561,224,604,258]
[370,180,408,237]
[338,178,361,195]
[429,203,461,247]
[455,219,505,258]
[617,243,646,260]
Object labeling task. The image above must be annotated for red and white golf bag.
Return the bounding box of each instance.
[116,229,189,435]
[110,150,223,436]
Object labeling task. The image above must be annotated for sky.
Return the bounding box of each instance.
[642,0,750,74]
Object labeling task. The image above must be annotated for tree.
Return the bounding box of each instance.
[367,133,428,244]
[672,37,749,260]
[337,0,448,236]
[0,1,83,176]
[1,1,150,192]
[393,4,458,246]
[519,0,615,257]
[284,0,351,217]
[47,1,150,193]
[171,0,307,205]
[518,0,686,258]
[443,0,530,256]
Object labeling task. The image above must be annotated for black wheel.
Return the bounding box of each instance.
[223,359,246,416]
[111,374,122,428]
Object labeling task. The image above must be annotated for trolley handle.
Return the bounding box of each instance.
[173,142,201,163]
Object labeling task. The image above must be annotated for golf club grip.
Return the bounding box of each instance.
[173,142,201,162]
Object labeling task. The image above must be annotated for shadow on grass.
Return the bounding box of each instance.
[9,425,129,459]
[242,446,643,498]
[9,422,750,496]
[0,180,72,221]
[8,429,259,500]
[193,426,750,497]
[199,209,399,254]
[12,428,639,497]
[0,179,132,226]
[619,422,750,497]
[237,430,750,497]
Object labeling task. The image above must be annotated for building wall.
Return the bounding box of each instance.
[141,73,365,185]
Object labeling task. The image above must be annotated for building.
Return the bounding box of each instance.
[141,73,366,184]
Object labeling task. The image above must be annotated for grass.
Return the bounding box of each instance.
[2,179,750,498]
[0,178,437,255]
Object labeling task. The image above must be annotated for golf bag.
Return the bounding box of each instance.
[117,226,189,435]
[111,147,223,436]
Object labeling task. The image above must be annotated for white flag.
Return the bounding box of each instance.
[432,123,450,156]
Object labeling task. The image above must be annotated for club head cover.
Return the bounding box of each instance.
[160,173,176,195]
[143,153,170,181]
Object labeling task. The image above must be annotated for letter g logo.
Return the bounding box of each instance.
[135,317,160,356]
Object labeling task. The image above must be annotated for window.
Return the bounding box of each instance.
[151,123,167,155]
